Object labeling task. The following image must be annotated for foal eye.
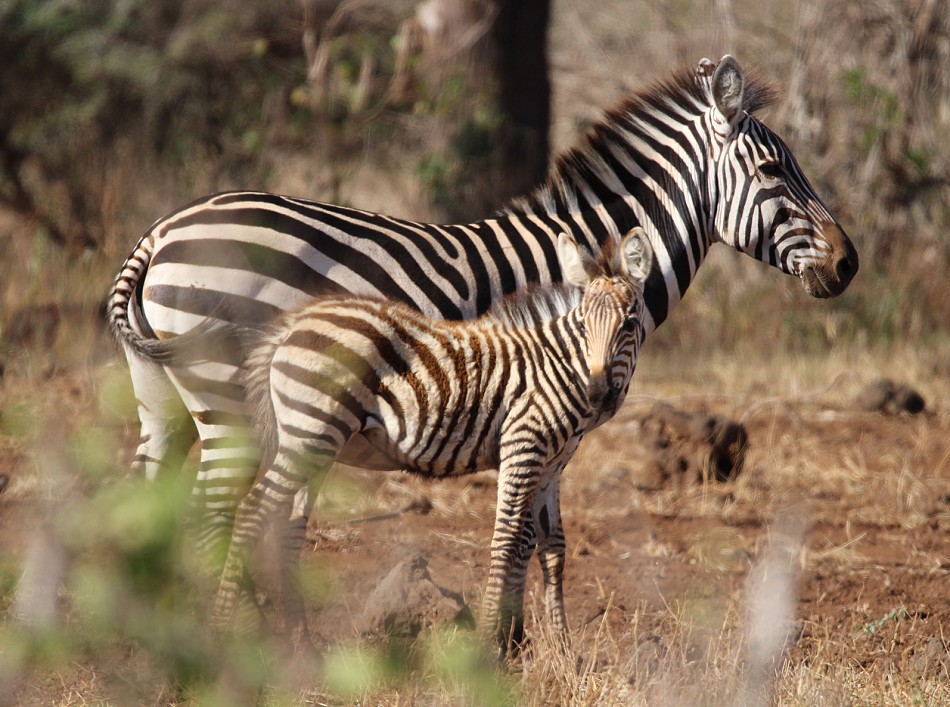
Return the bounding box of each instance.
[622,316,639,332]
[758,161,783,180]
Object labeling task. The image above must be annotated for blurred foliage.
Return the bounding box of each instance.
[315,628,517,706]
[0,0,306,250]
[0,477,517,701]
[0,368,516,704]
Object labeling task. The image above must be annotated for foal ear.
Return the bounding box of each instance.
[711,54,745,127]
[619,227,653,284]
[558,232,600,288]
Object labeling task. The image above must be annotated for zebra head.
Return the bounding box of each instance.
[559,227,653,410]
[701,55,858,297]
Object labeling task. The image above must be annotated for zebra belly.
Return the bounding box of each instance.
[341,416,500,478]
[333,432,407,472]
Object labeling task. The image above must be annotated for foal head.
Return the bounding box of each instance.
[558,227,653,410]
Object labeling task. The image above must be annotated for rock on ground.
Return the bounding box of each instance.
[355,553,473,639]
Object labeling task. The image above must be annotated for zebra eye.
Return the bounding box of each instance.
[622,315,639,332]
[758,161,783,180]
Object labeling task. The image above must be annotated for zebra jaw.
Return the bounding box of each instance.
[801,266,842,299]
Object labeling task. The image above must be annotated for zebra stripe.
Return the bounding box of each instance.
[211,230,653,653]
[106,55,858,566]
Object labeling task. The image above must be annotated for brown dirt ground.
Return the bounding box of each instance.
[1,373,949,701]
[283,393,950,678]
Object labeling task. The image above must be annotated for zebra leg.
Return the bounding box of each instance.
[212,482,277,635]
[212,452,328,637]
[532,475,570,649]
[499,510,537,652]
[481,458,543,658]
[166,364,261,573]
[126,355,197,481]
[275,485,315,650]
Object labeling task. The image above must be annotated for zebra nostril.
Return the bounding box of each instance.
[836,255,855,283]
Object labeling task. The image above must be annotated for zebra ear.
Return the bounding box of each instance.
[711,55,745,127]
[695,57,716,85]
[558,232,599,288]
[619,227,653,284]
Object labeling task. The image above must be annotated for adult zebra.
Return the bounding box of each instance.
[107,56,857,566]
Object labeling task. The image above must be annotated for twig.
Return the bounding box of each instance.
[341,497,432,524]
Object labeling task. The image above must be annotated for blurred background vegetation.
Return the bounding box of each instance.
[0,0,948,362]
[0,0,946,375]
[1,0,949,703]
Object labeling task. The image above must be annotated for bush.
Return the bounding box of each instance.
[0,0,304,250]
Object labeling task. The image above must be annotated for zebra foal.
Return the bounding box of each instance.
[212,227,653,654]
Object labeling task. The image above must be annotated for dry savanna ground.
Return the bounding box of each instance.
[1,334,948,706]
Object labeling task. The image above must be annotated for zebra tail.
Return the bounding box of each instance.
[242,329,282,465]
[105,234,234,366]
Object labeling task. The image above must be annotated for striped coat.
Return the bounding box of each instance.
[212,229,653,653]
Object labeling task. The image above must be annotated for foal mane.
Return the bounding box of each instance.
[487,283,582,329]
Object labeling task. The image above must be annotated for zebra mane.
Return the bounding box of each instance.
[502,61,777,217]
[487,283,582,329]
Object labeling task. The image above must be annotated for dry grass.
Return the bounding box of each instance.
[3,338,949,704]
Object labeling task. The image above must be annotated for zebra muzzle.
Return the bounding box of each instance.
[588,384,620,412]
[587,370,617,410]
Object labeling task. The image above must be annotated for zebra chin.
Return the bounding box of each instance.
[800,260,855,298]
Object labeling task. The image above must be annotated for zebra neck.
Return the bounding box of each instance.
[498,113,715,335]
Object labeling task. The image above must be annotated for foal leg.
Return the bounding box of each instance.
[480,454,544,659]
[212,448,332,638]
[276,483,320,650]
[500,511,537,654]
[533,474,570,649]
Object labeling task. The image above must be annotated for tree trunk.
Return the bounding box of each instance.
[491,0,552,202]
[416,0,551,220]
